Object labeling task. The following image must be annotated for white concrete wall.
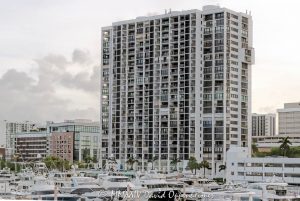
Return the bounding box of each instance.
[227,147,300,185]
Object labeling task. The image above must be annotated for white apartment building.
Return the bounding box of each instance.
[252,113,276,136]
[227,147,300,185]
[100,5,254,175]
[278,102,300,135]
[4,121,37,159]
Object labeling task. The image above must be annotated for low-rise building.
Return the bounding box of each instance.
[15,131,49,161]
[48,119,100,163]
[226,147,300,185]
[252,133,300,152]
[50,132,74,162]
[3,121,37,160]
[252,113,276,136]
[278,102,300,135]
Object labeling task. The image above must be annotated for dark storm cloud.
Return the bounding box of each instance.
[0,49,99,122]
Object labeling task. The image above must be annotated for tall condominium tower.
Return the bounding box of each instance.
[100,5,254,176]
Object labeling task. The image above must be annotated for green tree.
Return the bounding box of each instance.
[126,157,138,170]
[170,158,181,171]
[251,143,258,157]
[147,155,158,170]
[5,161,21,172]
[279,136,292,157]
[83,148,92,163]
[200,160,210,178]
[187,157,199,175]
[92,156,98,163]
[43,156,57,170]
[0,159,6,169]
[43,156,70,171]
[219,164,226,172]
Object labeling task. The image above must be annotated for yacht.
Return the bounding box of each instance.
[31,193,81,201]
[48,172,73,188]
[247,182,300,201]
[172,177,222,192]
[0,167,15,183]
[99,175,135,191]
[0,180,15,200]
[60,176,101,194]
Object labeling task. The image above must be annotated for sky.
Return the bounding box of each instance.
[0,0,300,123]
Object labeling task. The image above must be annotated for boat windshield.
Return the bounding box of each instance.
[108,178,129,182]
[71,188,104,195]
[147,184,168,189]
[32,190,55,195]
[266,185,286,190]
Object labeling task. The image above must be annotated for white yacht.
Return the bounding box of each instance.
[31,193,81,201]
[247,182,300,201]
[99,175,135,191]
[60,176,101,194]
[169,176,222,193]
[48,172,73,188]
[0,167,15,183]
[0,180,15,200]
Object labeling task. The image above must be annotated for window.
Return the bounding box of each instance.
[205,14,213,21]
[215,12,224,19]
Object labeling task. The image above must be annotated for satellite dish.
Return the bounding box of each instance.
[37,154,42,159]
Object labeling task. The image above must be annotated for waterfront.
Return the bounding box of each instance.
[1,162,300,201]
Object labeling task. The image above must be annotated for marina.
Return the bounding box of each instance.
[0,162,300,200]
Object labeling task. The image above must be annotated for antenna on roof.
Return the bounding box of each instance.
[165,9,167,14]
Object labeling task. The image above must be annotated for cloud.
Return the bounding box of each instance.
[0,49,99,123]
[72,49,92,65]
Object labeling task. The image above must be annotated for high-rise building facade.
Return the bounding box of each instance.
[278,102,300,135]
[100,5,254,176]
[252,113,276,136]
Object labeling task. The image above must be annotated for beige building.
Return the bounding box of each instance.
[252,133,300,152]
[278,102,300,135]
[252,113,276,136]
[15,131,49,161]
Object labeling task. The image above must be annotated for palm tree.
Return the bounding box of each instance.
[187,157,199,175]
[251,143,258,157]
[83,148,91,163]
[13,154,20,173]
[92,156,98,163]
[279,136,292,157]
[43,156,70,171]
[126,157,138,170]
[170,158,181,171]
[200,160,210,178]
[219,164,226,172]
[147,155,158,170]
